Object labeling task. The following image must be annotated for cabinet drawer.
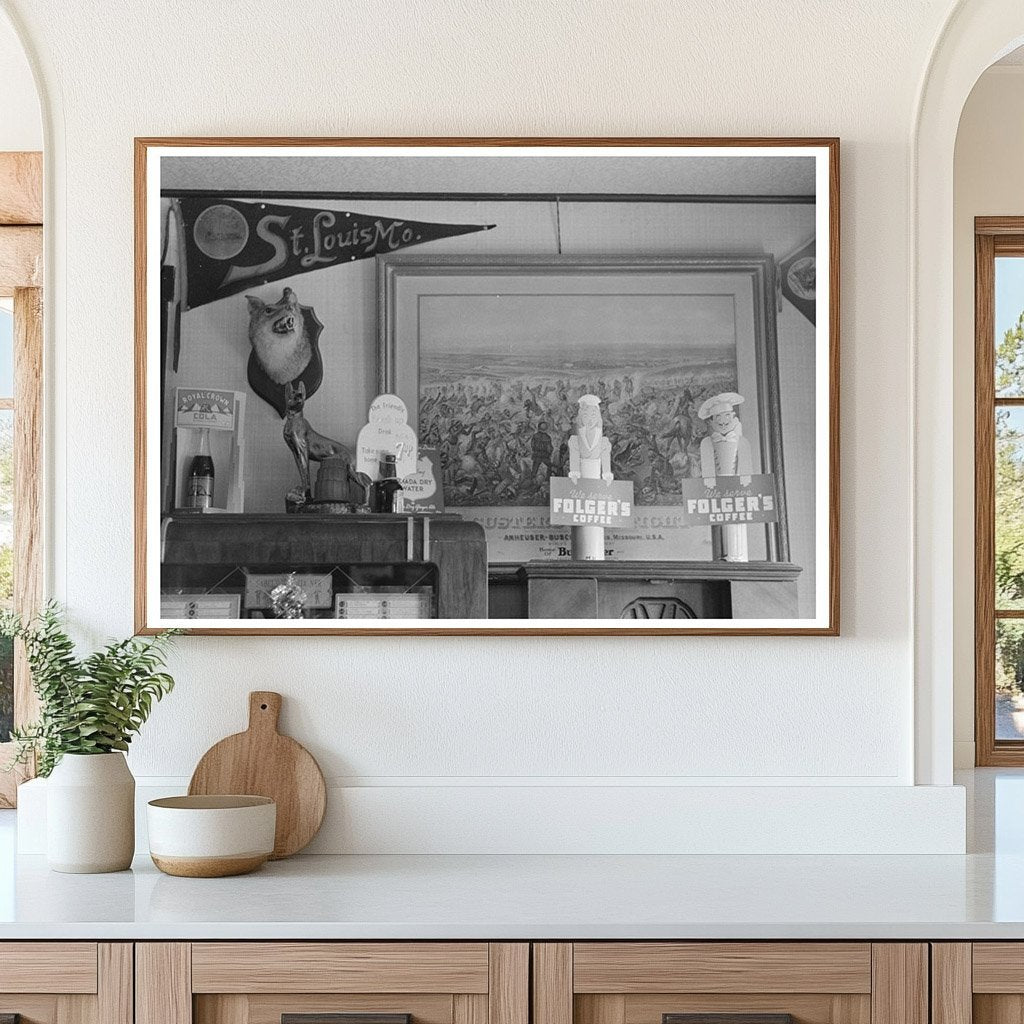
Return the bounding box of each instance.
[973,944,1024,992]
[140,942,529,1024]
[191,943,491,994]
[572,944,872,994]
[0,943,130,1024]
[533,943,924,1024]
[0,942,99,993]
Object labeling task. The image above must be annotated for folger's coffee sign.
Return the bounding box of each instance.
[175,198,495,309]
[549,477,636,528]
[678,474,779,526]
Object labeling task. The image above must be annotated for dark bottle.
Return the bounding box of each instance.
[186,429,215,510]
[373,452,404,513]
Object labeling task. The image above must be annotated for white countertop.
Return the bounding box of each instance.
[1,769,1022,941]
[0,848,1022,940]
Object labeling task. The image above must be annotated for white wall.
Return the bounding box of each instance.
[0,0,973,852]
[952,66,1024,767]
[0,7,39,151]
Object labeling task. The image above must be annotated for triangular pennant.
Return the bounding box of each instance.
[175,197,494,309]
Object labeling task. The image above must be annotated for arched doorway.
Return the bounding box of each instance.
[914,2,1024,784]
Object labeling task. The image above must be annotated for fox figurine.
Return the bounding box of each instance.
[246,287,312,385]
[283,381,371,504]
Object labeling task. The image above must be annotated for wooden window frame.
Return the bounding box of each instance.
[0,151,43,806]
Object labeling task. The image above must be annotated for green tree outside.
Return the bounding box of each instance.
[995,311,1024,693]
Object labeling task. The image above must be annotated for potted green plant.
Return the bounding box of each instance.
[2,603,178,873]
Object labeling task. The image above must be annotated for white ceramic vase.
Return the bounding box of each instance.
[46,752,135,873]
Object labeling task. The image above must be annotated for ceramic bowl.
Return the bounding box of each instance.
[147,795,276,877]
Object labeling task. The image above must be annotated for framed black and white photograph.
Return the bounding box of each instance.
[135,138,838,635]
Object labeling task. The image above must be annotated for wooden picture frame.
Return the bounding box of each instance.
[135,137,840,635]
[378,253,791,563]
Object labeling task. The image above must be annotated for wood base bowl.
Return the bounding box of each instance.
[147,795,276,878]
[150,853,269,878]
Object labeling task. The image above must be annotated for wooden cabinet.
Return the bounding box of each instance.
[0,942,131,1024]
[493,561,800,620]
[0,938,957,1024]
[924,943,1024,1024]
[532,944,928,1024]
[161,514,489,620]
[932,943,1024,1024]
[136,944,528,1024]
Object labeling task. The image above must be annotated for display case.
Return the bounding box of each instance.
[160,513,488,621]
[488,560,802,620]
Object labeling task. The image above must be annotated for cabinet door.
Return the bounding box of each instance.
[533,944,928,1024]
[0,942,131,1024]
[137,943,528,1024]
[941,943,1024,1024]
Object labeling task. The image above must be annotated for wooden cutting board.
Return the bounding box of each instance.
[188,691,326,859]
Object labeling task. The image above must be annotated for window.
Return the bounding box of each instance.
[0,150,43,806]
[0,302,13,744]
[975,220,1024,764]
[0,287,42,806]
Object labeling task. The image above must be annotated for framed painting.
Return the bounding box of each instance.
[135,137,838,634]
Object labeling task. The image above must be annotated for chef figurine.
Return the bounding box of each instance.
[698,391,752,562]
[568,394,613,560]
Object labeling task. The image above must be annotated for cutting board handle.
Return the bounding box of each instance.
[248,691,282,734]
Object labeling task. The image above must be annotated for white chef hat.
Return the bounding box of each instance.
[697,392,744,419]
[578,394,601,408]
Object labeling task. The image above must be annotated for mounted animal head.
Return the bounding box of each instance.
[245,287,300,342]
[243,286,323,419]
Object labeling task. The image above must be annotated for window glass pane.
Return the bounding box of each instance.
[0,409,12,742]
[998,620,1024,740]
[996,257,1024,396]
[0,305,12,399]
[996,407,1024,608]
